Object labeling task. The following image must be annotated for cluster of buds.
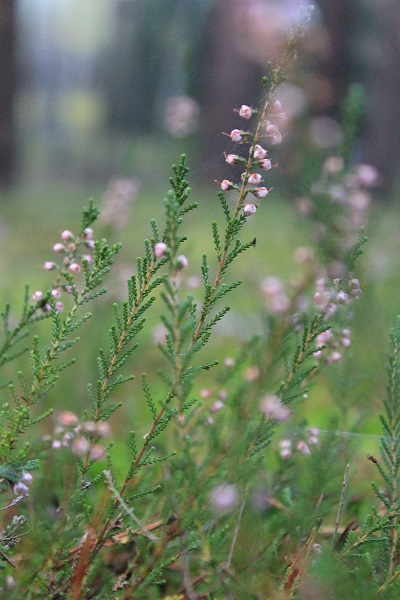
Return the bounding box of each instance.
[217,99,286,217]
[153,241,189,272]
[296,156,377,278]
[313,276,361,364]
[200,387,228,426]
[34,227,96,313]
[47,411,110,462]
[279,428,320,459]
[13,471,33,498]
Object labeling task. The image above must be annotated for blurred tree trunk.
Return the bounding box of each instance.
[0,0,16,187]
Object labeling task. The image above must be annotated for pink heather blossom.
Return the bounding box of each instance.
[21,472,33,486]
[230,129,243,142]
[244,203,257,216]
[265,121,280,136]
[90,445,105,461]
[260,394,290,422]
[82,421,97,435]
[61,230,73,241]
[323,156,344,174]
[32,291,44,302]
[220,179,233,191]
[224,357,235,368]
[253,144,267,159]
[327,351,342,364]
[13,482,29,497]
[71,437,90,457]
[253,187,268,199]
[210,483,239,513]
[270,133,282,145]
[239,104,252,119]
[96,422,111,438]
[55,302,64,313]
[154,242,168,258]
[58,411,79,426]
[85,240,95,250]
[211,399,224,413]
[82,254,92,264]
[176,255,189,270]
[297,441,311,455]
[279,439,292,459]
[244,366,260,381]
[259,158,272,170]
[44,261,56,271]
[200,389,212,399]
[248,173,262,185]
[51,288,62,299]
[270,100,282,112]
[337,291,348,304]
[82,227,93,239]
[225,153,239,165]
[69,263,81,274]
[53,243,65,253]
[67,243,76,252]
[356,164,379,187]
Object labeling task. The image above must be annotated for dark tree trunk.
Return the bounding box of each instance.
[0,0,16,187]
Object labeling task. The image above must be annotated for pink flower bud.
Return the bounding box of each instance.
[211,400,224,413]
[244,203,257,216]
[259,159,272,170]
[44,261,56,271]
[270,100,282,112]
[69,263,81,274]
[71,437,90,457]
[82,227,93,239]
[253,144,267,159]
[85,240,95,250]
[96,422,111,438]
[176,255,189,270]
[230,129,243,142]
[32,291,44,302]
[55,302,64,313]
[67,243,76,252]
[265,121,280,136]
[90,445,105,461]
[51,288,62,299]
[253,187,268,199]
[220,179,234,191]
[13,482,29,497]
[224,357,235,368]
[154,242,168,258]
[239,104,252,119]
[53,243,65,253]
[210,484,238,513]
[82,254,92,264]
[225,153,239,165]
[270,133,282,145]
[61,230,73,241]
[58,411,79,426]
[260,395,290,422]
[297,441,311,455]
[21,472,33,486]
[244,366,260,381]
[248,173,262,185]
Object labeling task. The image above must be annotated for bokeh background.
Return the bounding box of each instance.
[1,0,400,191]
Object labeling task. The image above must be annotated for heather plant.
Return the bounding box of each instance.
[0,7,399,600]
